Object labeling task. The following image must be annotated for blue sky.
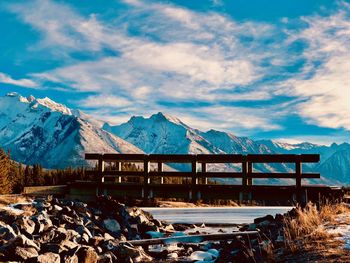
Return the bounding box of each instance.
[0,0,349,145]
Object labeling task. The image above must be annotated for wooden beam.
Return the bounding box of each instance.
[85,153,102,160]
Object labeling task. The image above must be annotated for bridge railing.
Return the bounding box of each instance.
[85,153,320,190]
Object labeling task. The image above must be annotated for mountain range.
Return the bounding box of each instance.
[0,92,349,185]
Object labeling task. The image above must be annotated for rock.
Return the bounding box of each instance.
[190,251,217,261]
[76,225,93,238]
[104,233,114,241]
[167,252,178,259]
[53,205,63,212]
[163,224,175,232]
[15,216,36,235]
[0,209,18,225]
[152,219,163,227]
[82,233,90,244]
[0,221,17,241]
[41,243,64,254]
[275,213,284,223]
[119,243,153,262]
[247,223,257,231]
[90,236,105,247]
[103,219,121,233]
[37,252,60,263]
[12,234,40,250]
[254,215,274,225]
[98,252,118,263]
[257,220,271,228]
[14,246,38,260]
[32,212,53,234]
[77,246,98,263]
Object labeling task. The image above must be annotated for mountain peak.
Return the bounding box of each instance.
[27,95,36,102]
[150,112,186,126]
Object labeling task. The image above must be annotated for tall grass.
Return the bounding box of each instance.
[283,202,350,253]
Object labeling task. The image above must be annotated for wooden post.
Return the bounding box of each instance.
[240,157,248,203]
[201,162,208,184]
[296,161,302,189]
[247,162,253,186]
[98,156,105,183]
[158,162,164,184]
[116,161,122,183]
[242,158,248,187]
[190,161,197,201]
[143,159,150,198]
[296,160,302,205]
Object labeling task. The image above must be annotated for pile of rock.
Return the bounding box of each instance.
[0,196,172,262]
[0,195,294,262]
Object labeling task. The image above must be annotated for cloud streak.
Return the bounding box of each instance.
[0,72,38,88]
[4,0,350,138]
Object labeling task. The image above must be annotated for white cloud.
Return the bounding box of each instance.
[10,0,270,95]
[81,94,132,109]
[287,3,350,130]
[0,72,38,88]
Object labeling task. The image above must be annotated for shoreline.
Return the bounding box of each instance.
[1,195,350,262]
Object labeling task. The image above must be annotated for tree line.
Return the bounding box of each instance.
[0,147,211,195]
[0,148,86,194]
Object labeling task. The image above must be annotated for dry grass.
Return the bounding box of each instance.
[279,202,350,262]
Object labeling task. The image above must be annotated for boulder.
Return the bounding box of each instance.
[98,252,118,263]
[14,246,38,260]
[77,246,98,263]
[0,221,17,241]
[37,252,60,263]
[15,216,36,235]
[103,219,121,233]
[254,215,274,225]
[76,225,93,238]
[118,243,153,262]
[12,234,40,250]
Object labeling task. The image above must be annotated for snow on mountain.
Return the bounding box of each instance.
[0,92,348,185]
[0,93,143,168]
[106,113,349,184]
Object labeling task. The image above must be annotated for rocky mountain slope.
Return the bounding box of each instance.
[0,93,142,168]
[0,93,348,184]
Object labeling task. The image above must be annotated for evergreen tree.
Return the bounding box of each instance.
[0,148,12,194]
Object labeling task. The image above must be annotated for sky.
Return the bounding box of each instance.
[0,0,349,145]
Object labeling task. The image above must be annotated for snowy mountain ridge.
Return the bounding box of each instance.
[0,92,349,184]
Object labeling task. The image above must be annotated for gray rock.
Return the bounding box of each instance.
[0,221,17,241]
[37,252,60,263]
[103,219,121,233]
[76,225,93,238]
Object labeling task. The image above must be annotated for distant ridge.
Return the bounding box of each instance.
[0,92,349,184]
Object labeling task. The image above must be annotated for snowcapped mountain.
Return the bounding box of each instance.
[106,112,349,184]
[0,92,348,184]
[0,92,142,168]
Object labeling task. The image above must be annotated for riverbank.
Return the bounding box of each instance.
[1,196,350,262]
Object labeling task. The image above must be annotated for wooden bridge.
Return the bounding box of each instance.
[66,153,343,205]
